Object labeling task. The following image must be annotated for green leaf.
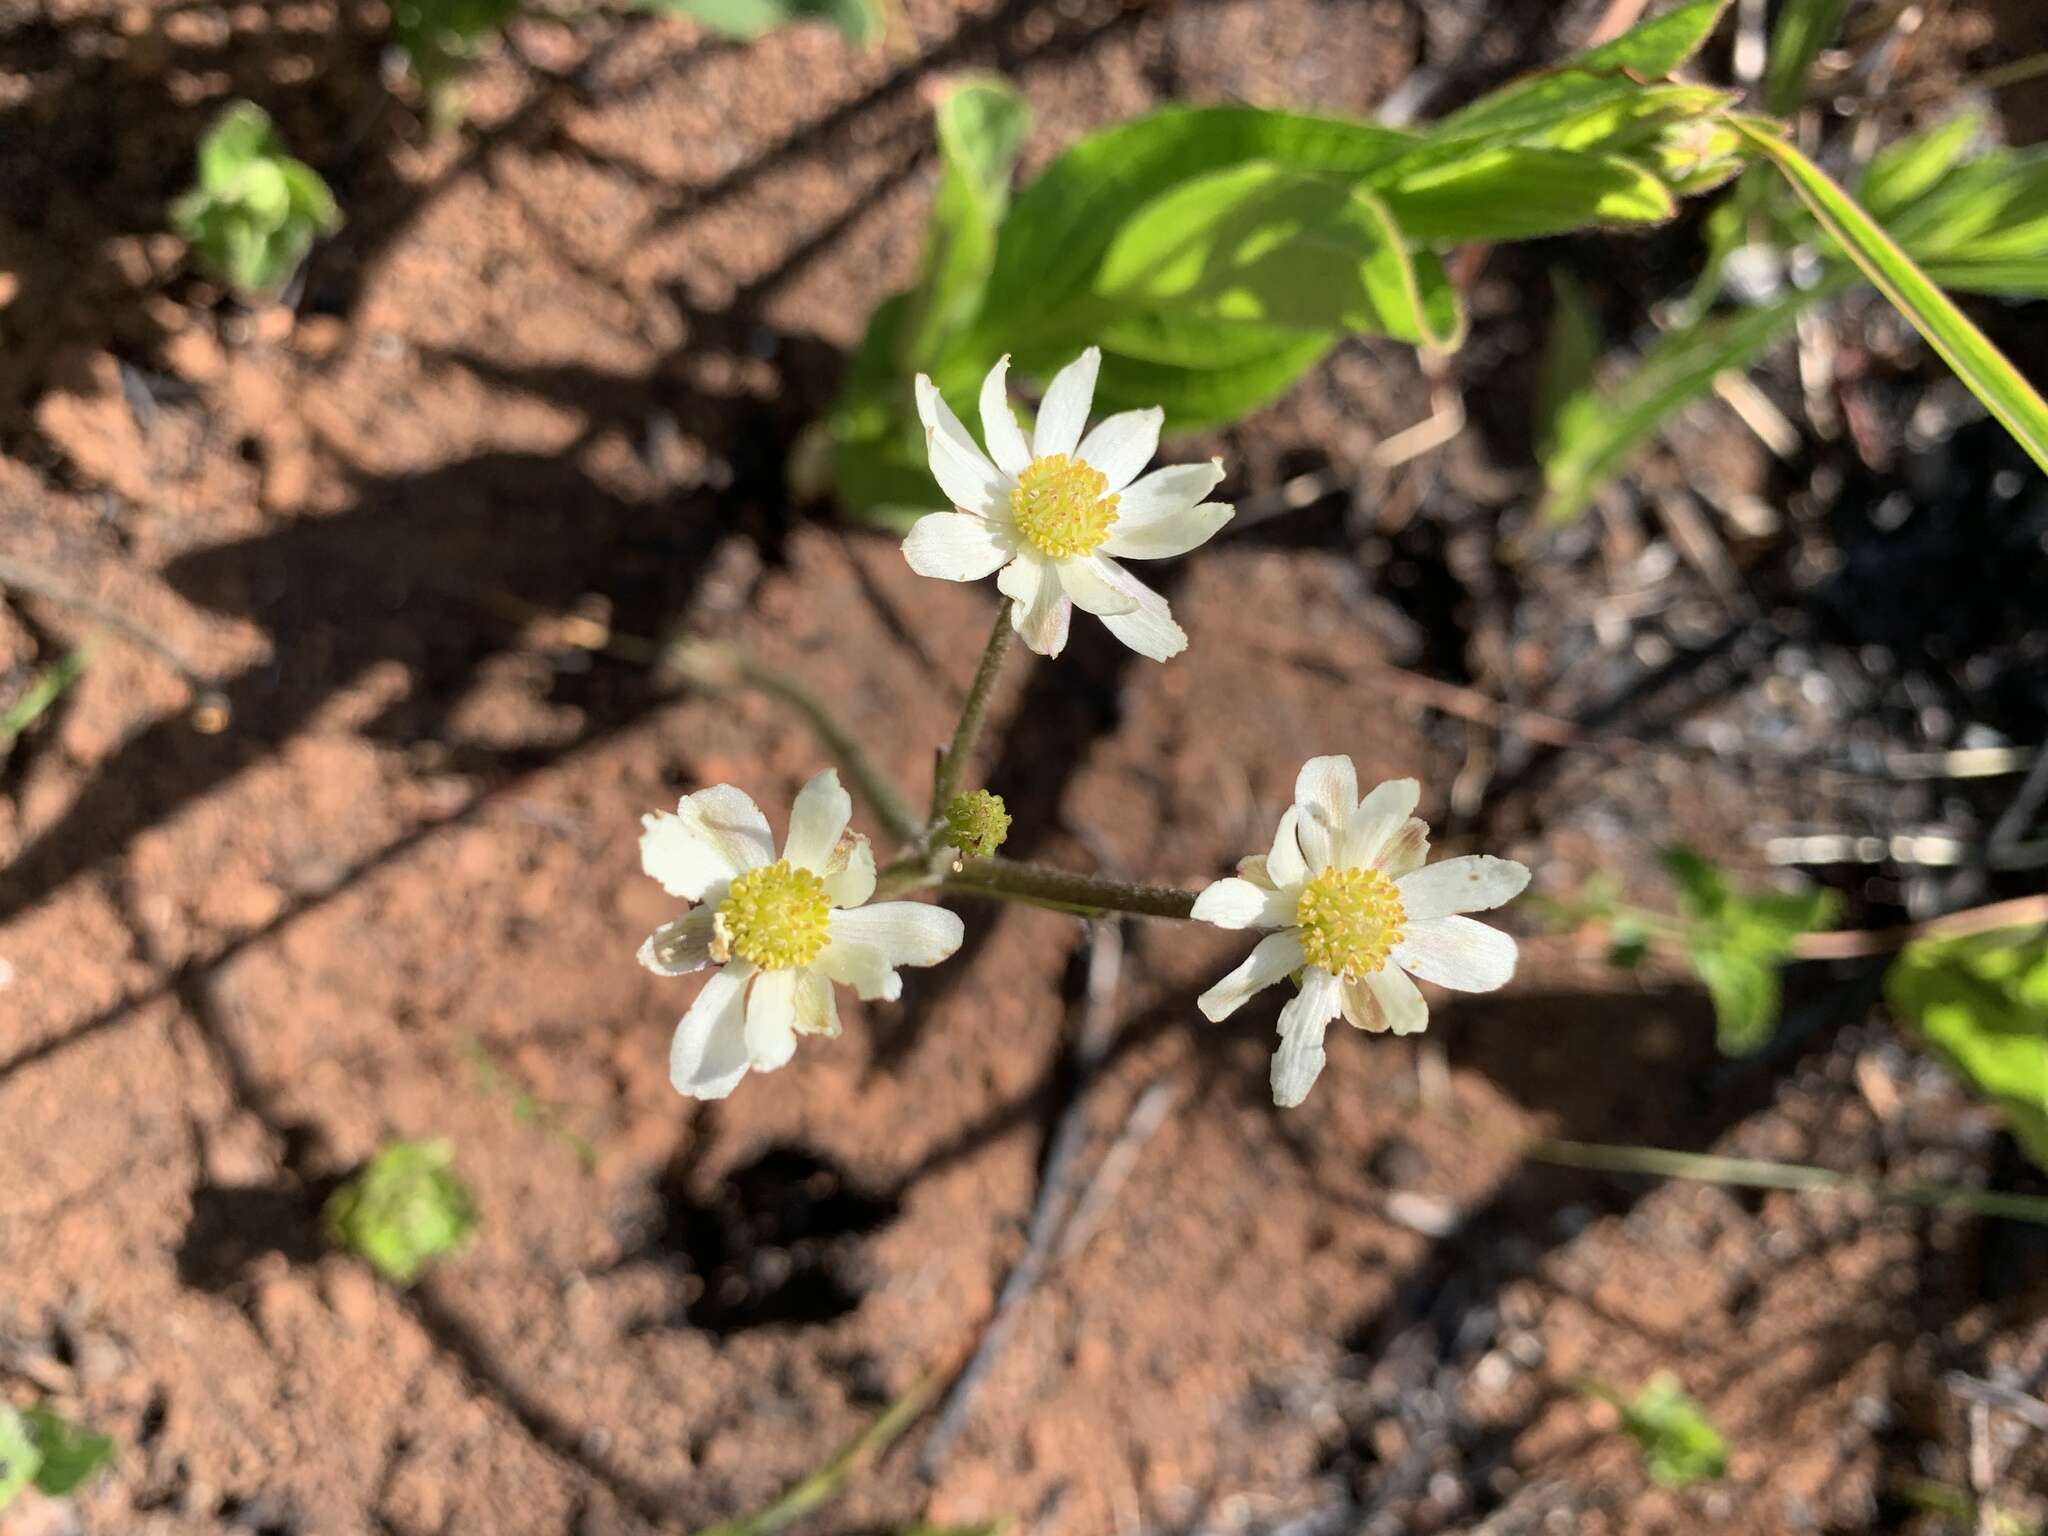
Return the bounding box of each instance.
[1859,112,1983,220]
[1888,927,2048,1173]
[1381,145,1676,243]
[0,643,92,753]
[1535,271,1599,463]
[1886,147,2048,283]
[23,1409,114,1498]
[1762,0,1847,115]
[979,105,1420,325]
[1095,163,1457,344]
[1662,846,1839,1054]
[1539,289,1814,524]
[1426,0,1733,151]
[173,102,341,296]
[899,76,1031,366]
[1088,332,1339,428]
[1734,120,2048,477]
[323,1138,479,1284]
[0,1407,40,1513]
[1612,1373,1728,1487]
[637,0,882,47]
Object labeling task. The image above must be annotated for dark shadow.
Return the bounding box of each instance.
[176,1179,336,1291]
[621,1141,903,1336]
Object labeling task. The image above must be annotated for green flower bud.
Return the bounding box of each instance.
[323,1139,478,1284]
[943,790,1011,862]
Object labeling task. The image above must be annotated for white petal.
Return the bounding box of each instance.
[744,968,800,1071]
[1397,855,1531,922]
[1375,817,1431,878]
[903,511,1012,582]
[1056,554,1141,617]
[915,374,1005,515]
[670,963,753,1099]
[1395,916,1518,992]
[1272,968,1342,1108]
[1294,804,1336,875]
[1191,876,1294,931]
[791,967,841,1037]
[1033,346,1101,459]
[1088,559,1186,662]
[1340,778,1422,869]
[1343,966,1429,1035]
[1197,929,1305,1022]
[1115,458,1226,522]
[1099,499,1233,561]
[1265,806,1308,891]
[815,938,899,1002]
[1076,407,1162,492]
[978,355,1033,478]
[822,833,876,908]
[1000,553,1072,657]
[1295,755,1359,827]
[783,768,853,872]
[638,908,716,976]
[828,901,964,970]
[640,785,774,900]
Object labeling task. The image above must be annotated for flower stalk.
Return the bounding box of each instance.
[929,605,1015,822]
[945,857,1198,921]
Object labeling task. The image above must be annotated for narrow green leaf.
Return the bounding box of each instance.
[1535,271,1599,463]
[1888,927,2048,1174]
[1382,145,1676,242]
[1859,111,1983,219]
[1735,120,2048,476]
[1762,0,1847,114]
[1539,290,1814,524]
[23,1409,114,1498]
[899,76,1031,365]
[0,643,92,750]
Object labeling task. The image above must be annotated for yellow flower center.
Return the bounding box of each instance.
[1294,865,1406,980]
[713,860,831,970]
[1010,454,1118,559]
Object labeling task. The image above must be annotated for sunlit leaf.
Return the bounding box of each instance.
[1612,1373,1728,1487]
[1859,112,1984,220]
[899,76,1031,365]
[638,0,881,46]
[1662,846,1839,1054]
[1888,927,2048,1173]
[0,1408,39,1513]
[171,102,341,295]
[1381,146,1676,242]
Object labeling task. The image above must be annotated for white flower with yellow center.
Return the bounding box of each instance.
[637,769,964,1100]
[902,346,1233,661]
[1192,755,1530,1108]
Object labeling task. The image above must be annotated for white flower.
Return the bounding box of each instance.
[902,346,1233,661]
[1192,755,1530,1108]
[636,769,964,1100]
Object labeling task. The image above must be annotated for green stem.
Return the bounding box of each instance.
[1528,1137,2048,1225]
[669,640,924,846]
[930,605,1014,822]
[945,857,1199,921]
[690,1367,947,1536]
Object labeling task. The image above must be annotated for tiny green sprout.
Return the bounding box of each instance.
[171,102,341,296]
[389,0,520,124]
[323,1138,478,1284]
[0,1406,40,1512]
[21,1407,114,1498]
[942,789,1011,863]
[1591,1372,1727,1488]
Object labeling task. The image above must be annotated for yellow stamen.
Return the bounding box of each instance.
[712,860,831,970]
[1294,865,1406,980]
[1010,454,1118,559]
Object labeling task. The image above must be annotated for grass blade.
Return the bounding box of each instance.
[1734,120,2048,475]
[0,643,93,752]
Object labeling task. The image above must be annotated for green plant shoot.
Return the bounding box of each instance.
[1663,847,1838,1055]
[323,1138,479,1284]
[171,102,341,297]
[1607,1372,1729,1487]
[636,0,883,48]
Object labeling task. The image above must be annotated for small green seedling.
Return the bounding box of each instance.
[1888,926,2048,1174]
[323,1138,479,1284]
[0,1403,117,1512]
[389,0,520,124]
[1662,847,1838,1055]
[1588,1372,1727,1488]
[0,643,93,759]
[171,102,341,296]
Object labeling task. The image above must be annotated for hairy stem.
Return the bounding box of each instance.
[945,857,1199,921]
[1528,1137,2048,1225]
[668,640,923,845]
[930,605,1014,821]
